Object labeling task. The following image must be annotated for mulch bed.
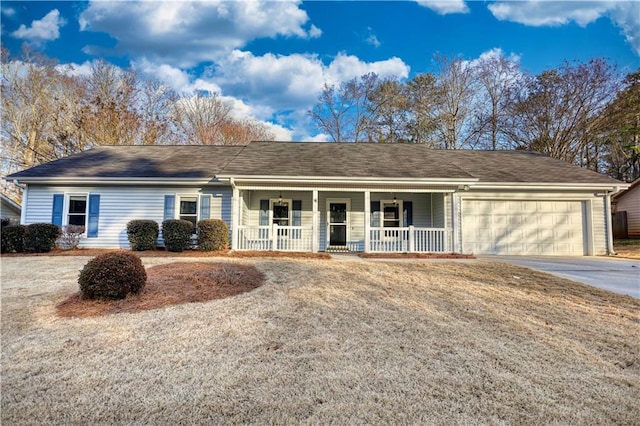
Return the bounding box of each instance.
[56,262,265,318]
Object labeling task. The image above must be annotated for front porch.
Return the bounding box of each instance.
[231,187,457,253]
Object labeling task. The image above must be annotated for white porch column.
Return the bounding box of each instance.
[451,192,459,253]
[312,190,319,253]
[364,190,370,253]
[231,184,240,250]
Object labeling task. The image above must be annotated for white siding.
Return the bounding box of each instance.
[24,184,232,249]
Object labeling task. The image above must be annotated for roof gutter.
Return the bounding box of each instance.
[472,182,630,191]
[5,177,220,186]
[216,175,479,186]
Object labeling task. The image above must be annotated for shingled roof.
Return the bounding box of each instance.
[7,145,243,179]
[7,141,622,185]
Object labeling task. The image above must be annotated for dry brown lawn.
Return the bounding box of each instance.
[1,256,639,424]
[615,238,640,259]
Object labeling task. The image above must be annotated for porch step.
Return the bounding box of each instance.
[326,246,350,253]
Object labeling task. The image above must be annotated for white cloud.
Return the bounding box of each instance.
[79,0,320,68]
[488,1,610,27]
[488,1,640,55]
[11,9,66,45]
[416,0,469,15]
[366,27,381,48]
[1,6,16,17]
[130,51,409,140]
[609,2,640,55]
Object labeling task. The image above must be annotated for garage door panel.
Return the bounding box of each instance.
[463,200,585,255]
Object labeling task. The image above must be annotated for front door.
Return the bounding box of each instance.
[328,202,348,246]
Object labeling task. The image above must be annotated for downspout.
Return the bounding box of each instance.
[13,179,27,225]
[605,186,622,256]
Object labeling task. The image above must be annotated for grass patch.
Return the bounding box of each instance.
[2,257,639,424]
[57,262,265,318]
[614,238,640,259]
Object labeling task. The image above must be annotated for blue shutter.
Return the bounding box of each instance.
[87,194,100,238]
[164,195,175,221]
[404,201,413,226]
[51,194,64,226]
[200,195,211,220]
[259,200,269,226]
[292,200,302,226]
[370,201,380,227]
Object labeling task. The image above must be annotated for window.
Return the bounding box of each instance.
[270,199,291,226]
[179,196,198,227]
[381,200,403,228]
[68,195,87,226]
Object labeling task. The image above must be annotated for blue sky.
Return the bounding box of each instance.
[2,1,639,141]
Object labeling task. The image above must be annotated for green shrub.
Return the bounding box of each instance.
[1,225,26,253]
[162,219,194,252]
[197,219,229,251]
[78,251,146,300]
[24,223,60,253]
[1,218,11,228]
[126,220,159,251]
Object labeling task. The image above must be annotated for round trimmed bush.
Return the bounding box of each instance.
[162,219,194,252]
[24,223,60,253]
[1,225,26,253]
[127,220,159,251]
[79,251,146,300]
[197,219,229,251]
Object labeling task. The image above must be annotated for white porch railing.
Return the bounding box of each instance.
[237,225,313,252]
[369,226,452,253]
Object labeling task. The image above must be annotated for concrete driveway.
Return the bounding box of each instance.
[480,256,640,298]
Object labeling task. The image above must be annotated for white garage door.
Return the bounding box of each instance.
[462,200,586,255]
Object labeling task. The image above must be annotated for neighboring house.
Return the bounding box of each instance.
[5,142,629,255]
[612,178,640,238]
[0,194,21,224]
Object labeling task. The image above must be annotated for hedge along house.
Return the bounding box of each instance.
[6,141,628,256]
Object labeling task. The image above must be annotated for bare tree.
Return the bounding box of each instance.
[505,59,619,168]
[81,60,141,146]
[432,54,479,149]
[308,73,380,142]
[173,92,232,145]
[472,52,523,150]
[138,79,178,145]
[1,49,88,171]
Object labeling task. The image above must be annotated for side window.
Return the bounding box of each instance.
[179,196,198,227]
[68,195,87,226]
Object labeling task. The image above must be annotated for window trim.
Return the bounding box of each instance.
[64,193,88,229]
[176,194,200,228]
[380,199,404,228]
[269,198,293,227]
